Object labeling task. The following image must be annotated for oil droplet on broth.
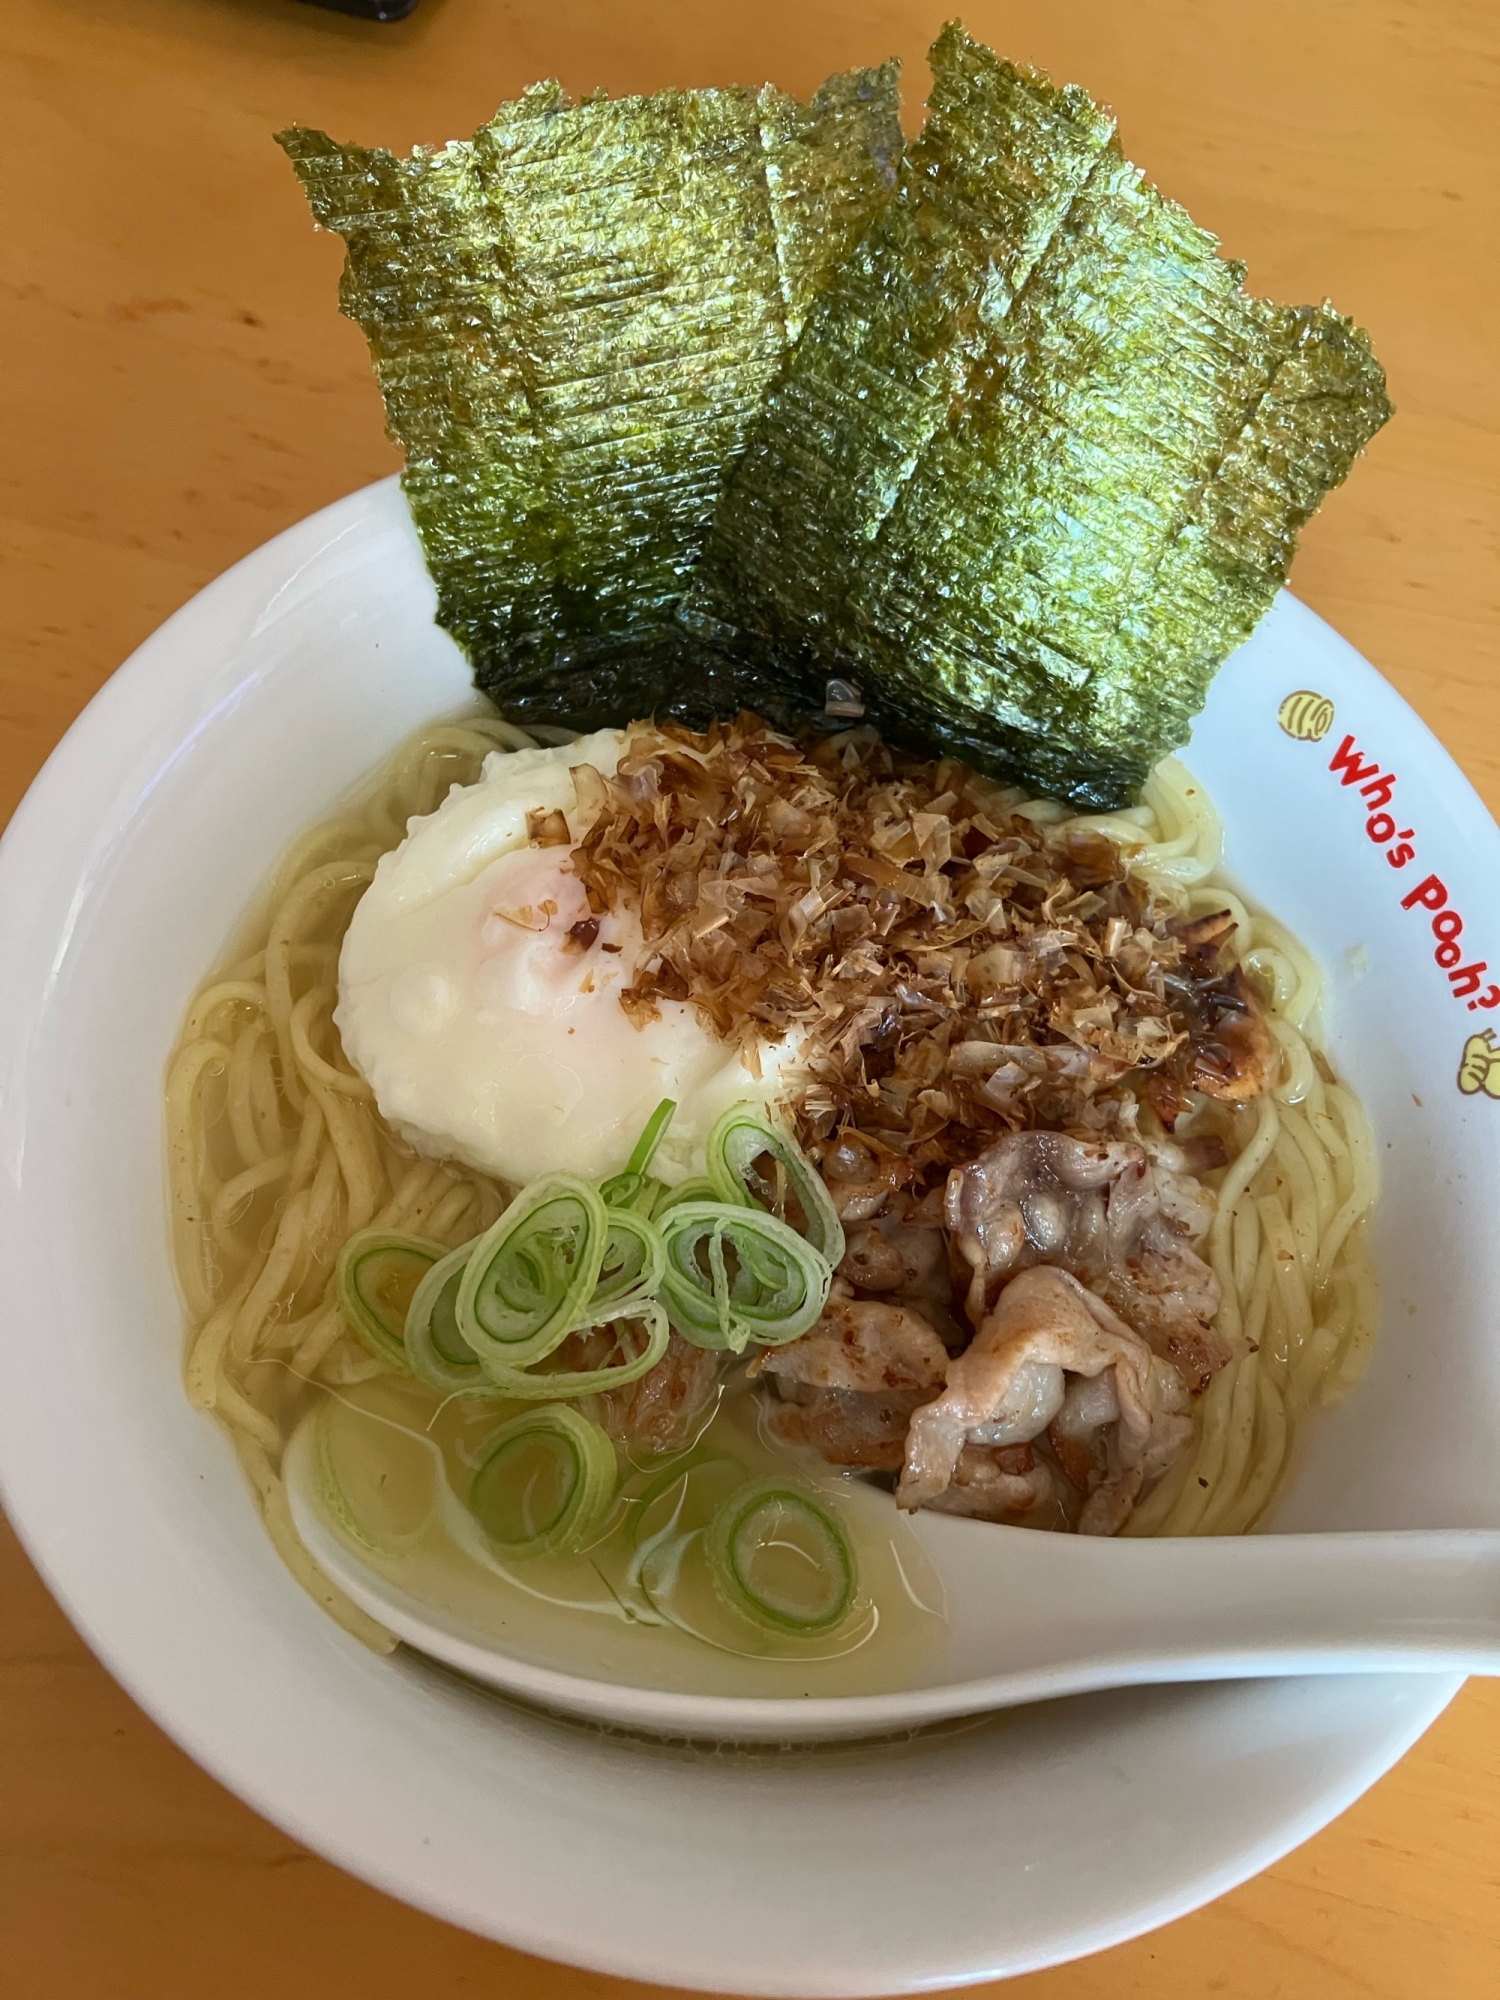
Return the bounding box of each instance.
[311,1373,949,1699]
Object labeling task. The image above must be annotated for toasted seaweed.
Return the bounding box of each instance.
[691,24,1393,806]
[280,27,1391,806]
[277,64,902,733]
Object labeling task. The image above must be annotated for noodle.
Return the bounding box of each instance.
[1092,760,1381,1536]
[167,727,1379,1647]
[167,713,527,1643]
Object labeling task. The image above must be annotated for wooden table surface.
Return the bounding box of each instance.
[3,1,1497,1993]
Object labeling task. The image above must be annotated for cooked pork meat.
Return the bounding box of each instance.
[754,1294,950,1395]
[559,722,1282,1537]
[817,1130,915,1223]
[593,1332,722,1455]
[917,1442,1058,1523]
[837,1211,967,1350]
[1184,962,1277,1103]
[945,1130,1226,1390]
[765,1386,925,1472]
[897,1266,1192,1535]
[755,1294,948,1473]
[840,1217,945,1297]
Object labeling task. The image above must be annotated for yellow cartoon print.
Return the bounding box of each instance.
[1458,1030,1500,1099]
[1278,690,1335,742]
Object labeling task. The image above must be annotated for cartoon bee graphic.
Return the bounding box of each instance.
[1278,690,1335,743]
[1458,1030,1500,1100]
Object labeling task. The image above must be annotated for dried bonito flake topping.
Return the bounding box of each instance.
[570,715,1270,1178]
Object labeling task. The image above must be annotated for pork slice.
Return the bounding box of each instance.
[594,1333,722,1454]
[765,1385,927,1472]
[754,1295,950,1397]
[755,1296,948,1473]
[945,1130,1226,1387]
[897,1266,1192,1535]
[916,1443,1059,1524]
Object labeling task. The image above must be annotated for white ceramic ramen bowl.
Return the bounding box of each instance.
[1,476,1493,1991]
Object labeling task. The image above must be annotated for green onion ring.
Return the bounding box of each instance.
[311,1400,435,1554]
[600,1098,677,1211]
[475,1301,673,1400]
[597,1170,655,1213]
[457,1172,608,1371]
[651,1175,715,1218]
[628,1451,749,1547]
[468,1403,617,1557]
[312,1401,385,1553]
[404,1240,490,1394]
[705,1477,856,1634]
[335,1229,441,1374]
[658,1200,831,1352]
[589,1204,667,1320]
[706,1104,845,1265]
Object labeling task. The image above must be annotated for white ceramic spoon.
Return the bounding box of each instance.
[283,1423,1500,1743]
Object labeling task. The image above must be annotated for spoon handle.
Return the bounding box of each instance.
[917,1522,1500,1697]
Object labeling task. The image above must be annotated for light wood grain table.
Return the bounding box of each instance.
[3,1,1497,1994]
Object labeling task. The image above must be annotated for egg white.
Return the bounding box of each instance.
[336,730,806,1187]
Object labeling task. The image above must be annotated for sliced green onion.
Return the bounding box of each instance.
[312,1399,437,1554]
[658,1200,831,1352]
[404,1240,491,1394]
[705,1478,857,1635]
[707,1104,845,1266]
[598,1170,654,1213]
[335,1229,441,1373]
[589,1205,666,1320]
[457,1173,608,1371]
[629,1097,677,1173]
[468,1403,617,1557]
[313,1400,381,1552]
[623,1451,749,1622]
[652,1175,715,1217]
[600,1099,677,1211]
[474,1302,672,1400]
[628,1451,748,1548]
[635,1176,669,1219]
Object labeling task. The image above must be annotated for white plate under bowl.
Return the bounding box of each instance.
[2,476,1493,1992]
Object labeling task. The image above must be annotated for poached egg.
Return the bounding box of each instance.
[336,729,806,1187]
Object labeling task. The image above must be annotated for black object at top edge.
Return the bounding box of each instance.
[296,0,418,22]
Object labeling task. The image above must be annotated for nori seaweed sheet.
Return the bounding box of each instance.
[690,24,1393,806]
[280,26,1391,807]
[277,64,902,733]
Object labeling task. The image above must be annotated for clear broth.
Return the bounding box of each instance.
[304,1369,950,1699]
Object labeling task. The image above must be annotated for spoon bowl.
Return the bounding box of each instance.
[286,1421,1500,1741]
